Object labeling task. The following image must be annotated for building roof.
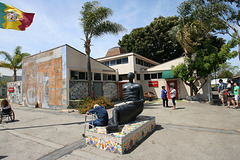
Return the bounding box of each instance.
[105,47,127,57]
[147,56,185,72]
[97,51,160,65]
[22,44,116,73]
[0,67,22,77]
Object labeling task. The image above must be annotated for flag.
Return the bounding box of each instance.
[0,2,35,31]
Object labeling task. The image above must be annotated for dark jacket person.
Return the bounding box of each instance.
[87,104,108,128]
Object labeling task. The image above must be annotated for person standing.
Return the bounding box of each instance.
[234,82,239,108]
[225,80,236,108]
[161,86,168,107]
[170,86,177,110]
[218,79,227,106]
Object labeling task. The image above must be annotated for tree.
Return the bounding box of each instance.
[118,16,184,63]
[190,0,240,60]
[0,46,30,81]
[214,62,239,78]
[169,0,238,96]
[79,1,126,97]
[217,70,233,78]
[172,37,237,96]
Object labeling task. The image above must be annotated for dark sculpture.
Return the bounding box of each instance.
[107,72,145,133]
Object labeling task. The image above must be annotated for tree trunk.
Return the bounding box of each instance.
[13,69,17,81]
[190,82,194,96]
[192,84,199,96]
[86,53,92,97]
[85,39,92,97]
[238,38,240,61]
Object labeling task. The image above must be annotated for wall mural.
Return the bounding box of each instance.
[7,81,22,104]
[69,81,88,100]
[103,82,118,100]
[69,81,118,100]
[22,50,65,108]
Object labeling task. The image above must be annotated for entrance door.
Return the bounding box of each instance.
[93,82,103,98]
[167,80,178,99]
[118,82,127,100]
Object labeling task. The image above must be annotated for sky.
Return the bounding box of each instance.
[0,0,239,68]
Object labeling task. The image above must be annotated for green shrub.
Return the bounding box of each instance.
[68,100,83,109]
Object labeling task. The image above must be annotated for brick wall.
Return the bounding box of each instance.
[22,48,67,108]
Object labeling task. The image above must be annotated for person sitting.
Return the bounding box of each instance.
[87,104,108,129]
[1,99,12,113]
[107,72,145,133]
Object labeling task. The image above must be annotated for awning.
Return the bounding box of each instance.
[162,70,177,79]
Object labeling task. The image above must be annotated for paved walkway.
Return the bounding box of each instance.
[0,101,240,160]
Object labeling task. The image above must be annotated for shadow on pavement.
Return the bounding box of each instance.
[0,121,85,131]
[124,125,164,154]
[175,107,185,110]
[2,120,20,124]
[0,156,8,159]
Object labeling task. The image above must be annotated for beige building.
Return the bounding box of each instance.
[97,47,160,99]
[21,45,211,108]
[22,45,118,108]
[97,47,211,100]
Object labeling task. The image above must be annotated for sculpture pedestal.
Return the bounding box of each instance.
[85,116,155,154]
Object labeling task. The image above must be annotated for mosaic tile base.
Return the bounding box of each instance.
[85,115,155,154]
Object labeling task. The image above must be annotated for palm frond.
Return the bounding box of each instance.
[0,51,13,63]
[22,53,30,58]
[0,61,12,69]
[14,46,22,56]
[93,20,126,37]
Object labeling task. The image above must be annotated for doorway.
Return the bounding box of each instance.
[167,80,178,99]
[93,82,103,98]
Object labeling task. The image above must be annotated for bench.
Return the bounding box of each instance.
[85,115,155,154]
[144,91,156,101]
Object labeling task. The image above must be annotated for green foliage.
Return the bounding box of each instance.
[79,1,125,38]
[217,70,233,78]
[214,62,239,78]
[172,36,234,95]
[0,46,30,81]
[119,16,184,63]
[76,96,114,114]
[79,1,125,97]
[68,100,83,109]
[179,0,240,59]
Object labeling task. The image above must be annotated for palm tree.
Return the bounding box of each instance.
[0,46,30,81]
[79,1,126,97]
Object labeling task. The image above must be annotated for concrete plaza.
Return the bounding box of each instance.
[0,100,240,160]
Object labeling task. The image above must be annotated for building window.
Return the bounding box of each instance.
[136,58,155,67]
[112,75,116,81]
[94,73,101,81]
[103,74,116,81]
[79,72,87,80]
[144,74,150,80]
[103,74,108,81]
[103,57,128,66]
[151,73,157,79]
[137,74,140,80]
[104,61,109,66]
[119,74,128,81]
[117,59,122,64]
[144,73,162,80]
[70,71,78,80]
[158,73,162,79]
[110,60,116,66]
[122,57,128,64]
